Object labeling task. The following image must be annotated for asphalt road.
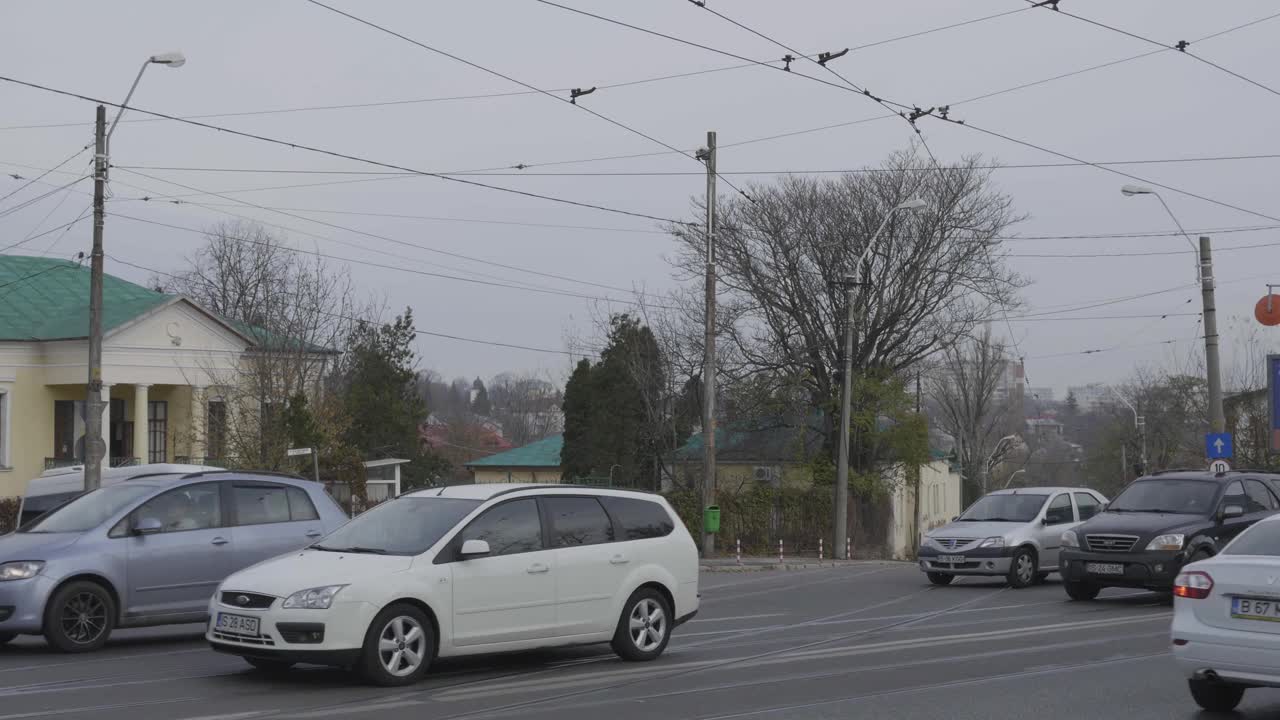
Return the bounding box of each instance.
[0,562,1276,720]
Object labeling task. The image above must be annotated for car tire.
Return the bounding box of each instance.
[926,572,954,586]
[245,657,295,674]
[1006,548,1037,589]
[1063,581,1100,601]
[1035,572,1050,584]
[1188,679,1245,712]
[43,580,115,653]
[611,588,672,662]
[0,632,15,647]
[1188,548,1213,563]
[357,603,434,687]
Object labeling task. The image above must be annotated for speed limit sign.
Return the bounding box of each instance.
[1209,459,1231,474]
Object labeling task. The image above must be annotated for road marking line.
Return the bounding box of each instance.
[0,695,202,720]
[688,613,787,624]
[276,700,424,719]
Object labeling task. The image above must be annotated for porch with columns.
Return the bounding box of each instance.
[45,383,214,470]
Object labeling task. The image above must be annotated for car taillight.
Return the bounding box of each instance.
[1173,570,1213,599]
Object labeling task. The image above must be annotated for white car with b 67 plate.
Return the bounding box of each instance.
[1172,513,1280,712]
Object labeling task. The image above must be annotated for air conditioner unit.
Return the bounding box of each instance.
[753,465,782,488]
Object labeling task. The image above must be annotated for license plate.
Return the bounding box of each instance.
[937,555,965,564]
[1086,562,1124,576]
[215,612,260,636]
[1231,597,1280,622]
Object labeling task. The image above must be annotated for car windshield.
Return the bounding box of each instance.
[1106,479,1219,514]
[1225,520,1280,556]
[958,494,1047,523]
[21,484,157,533]
[312,496,481,556]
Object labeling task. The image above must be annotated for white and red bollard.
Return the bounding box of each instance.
[735,537,742,565]
[846,537,852,561]
[818,538,824,562]
[779,539,785,564]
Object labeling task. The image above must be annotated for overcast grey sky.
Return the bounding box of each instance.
[3,1,1279,393]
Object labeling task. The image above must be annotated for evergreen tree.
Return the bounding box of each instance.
[471,377,492,416]
[561,358,598,482]
[337,309,448,488]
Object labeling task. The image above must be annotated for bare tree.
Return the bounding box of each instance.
[668,148,1024,463]
[928,327,1015,503]
[159,221,366,467]
[488,372,563,447]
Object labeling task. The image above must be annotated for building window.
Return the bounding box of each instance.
[148,401,168,463]
[53,399,86,461]
[207,400,227,461]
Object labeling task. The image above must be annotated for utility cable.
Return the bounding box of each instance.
[0,74,686,227]
[0,145,88,205]
[304,0,755,202]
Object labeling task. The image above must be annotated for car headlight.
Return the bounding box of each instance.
[281,585,346,609]
[0,561,44,581]
[979,537,1005,549]
[1146,534,1185,552]
[1061,530,1079,548]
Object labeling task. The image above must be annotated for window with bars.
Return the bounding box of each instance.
[148,401,168,463]
[207,400,227,461]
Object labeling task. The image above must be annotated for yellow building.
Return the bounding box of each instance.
[0,255,302,499]
[465,435,563,484]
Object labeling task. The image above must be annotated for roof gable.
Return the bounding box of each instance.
[466,435,563,468]
[0,256,170,341]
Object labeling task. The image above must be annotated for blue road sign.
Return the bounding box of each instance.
[1206,433,1233,460]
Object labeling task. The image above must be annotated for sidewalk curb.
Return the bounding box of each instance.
[699,559,914,573]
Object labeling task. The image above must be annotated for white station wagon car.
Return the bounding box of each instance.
[207,484,699,685]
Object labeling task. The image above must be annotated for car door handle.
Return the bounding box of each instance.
[211,536,229,546]
[526,563,550,574]
[610,555,630,565]
[305,530,323,538]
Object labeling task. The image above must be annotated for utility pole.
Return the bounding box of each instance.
[1200,236,1224,433]
[84,105,108,491]
[699,131,717,557]
[835,277,855,560]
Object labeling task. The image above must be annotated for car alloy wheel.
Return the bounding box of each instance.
[378,615,427,678]
[1007,548,1037,589]
[61,591,108,646]
[629,598,667,653]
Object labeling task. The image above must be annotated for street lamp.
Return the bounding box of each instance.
[83,51,187,493]
[1109,385,1147,474]
[1003,468,1027,489]
[835,195,929,559]
[1120,184,1224,434]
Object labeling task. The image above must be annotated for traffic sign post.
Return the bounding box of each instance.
[1206,433,1233,460]
[287,447,319,483]
[1210,459,1231,474]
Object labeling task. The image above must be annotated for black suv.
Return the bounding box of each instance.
[1059,471,1280,600]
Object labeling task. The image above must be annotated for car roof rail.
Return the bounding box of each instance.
[180,469,307,481]
[125,472,190,482]
[1149,468,1207,476]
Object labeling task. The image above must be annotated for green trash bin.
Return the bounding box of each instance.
[703,505,721,534]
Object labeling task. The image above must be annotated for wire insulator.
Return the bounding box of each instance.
[782,54,795,72]
[1175,40,1190,52]
[817,48,849,66]
[569,87,596,104]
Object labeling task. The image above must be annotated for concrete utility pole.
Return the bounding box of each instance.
[835,276,856,560]
[699,131,717,557]
[84,105,108,491]
[1200,236,1225,433]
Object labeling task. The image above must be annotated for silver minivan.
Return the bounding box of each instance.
[0,470,347,652]
[917,486,1108,588]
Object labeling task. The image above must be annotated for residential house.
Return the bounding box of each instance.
[1025,417,1065,439]
[0,255,330,499]
[465,434,564,484]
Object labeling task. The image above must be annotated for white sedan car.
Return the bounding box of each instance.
[206,484,699,686]
[1171,512,1280,712]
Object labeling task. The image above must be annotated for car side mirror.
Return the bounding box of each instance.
[458,539,490,559]
[132,517,163,536]
[1220,505,1245,522]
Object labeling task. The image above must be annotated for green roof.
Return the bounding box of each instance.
[466,435,563,468]
[0,255,171,341]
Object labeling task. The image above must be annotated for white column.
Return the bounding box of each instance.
[100,384,112,465]
[133,384,149,465]
[190,386,206,463]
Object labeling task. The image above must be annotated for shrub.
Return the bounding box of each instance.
[0,497,19,534]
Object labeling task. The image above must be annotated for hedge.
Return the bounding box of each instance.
[666,485,837,556]
[0,497,18,535]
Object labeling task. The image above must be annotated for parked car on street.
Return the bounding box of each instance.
[1171,513,1280,712]
[917,487,1107,588]
[206,484,700,686]
[1060,470,1280,600]
[0,470,347,652]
